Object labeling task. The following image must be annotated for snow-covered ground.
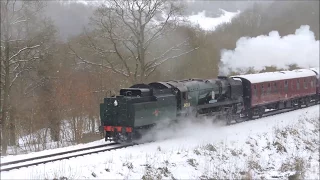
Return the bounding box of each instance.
[4,118,101,156]
[1,105,319,179]
[154,8,240,31]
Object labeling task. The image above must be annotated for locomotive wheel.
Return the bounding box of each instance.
[225,108,232,125]
[133,130,142,140]
[234,113,243,123]
[226,114,231,125]
[298,101,302,108]
[258,108,264,118]
[234,119,241,123]
[305,97,310,107]
[248,110,253,120]
[192,109,199,118]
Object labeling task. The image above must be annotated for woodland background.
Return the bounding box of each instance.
[0,0,319,155]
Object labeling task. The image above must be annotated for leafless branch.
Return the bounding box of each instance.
[145,38,190,69]
[9,57,40,66]
[9,45,40,61]
[9,66,34,89]
[68,43,130,78]
[146,47,199,77]
[1,39,25,43]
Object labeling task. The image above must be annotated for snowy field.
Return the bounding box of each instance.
[1,105,319,179]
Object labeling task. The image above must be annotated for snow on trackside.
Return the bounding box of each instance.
[219,25,319,75]
[0,139,109,164]
[1,105,319,179]
[1,119,103,162]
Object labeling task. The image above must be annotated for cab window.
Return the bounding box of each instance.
[182,92,187,100]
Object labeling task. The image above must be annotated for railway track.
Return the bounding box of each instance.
[1,102,318,172]
[0,142,137,172]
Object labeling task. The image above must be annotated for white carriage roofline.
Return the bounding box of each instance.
[310,67,319,74]
[232,69,316,84]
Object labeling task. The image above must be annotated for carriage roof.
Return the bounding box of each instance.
[232,69,316,84]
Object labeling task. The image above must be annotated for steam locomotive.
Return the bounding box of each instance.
[100,68,319,143]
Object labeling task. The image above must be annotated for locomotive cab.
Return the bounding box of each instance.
[120,88,152,97]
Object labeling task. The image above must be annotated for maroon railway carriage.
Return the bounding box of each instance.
[310,67,320,100]
[233,69,317,119]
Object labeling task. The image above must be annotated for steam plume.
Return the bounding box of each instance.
[219,25,319,75]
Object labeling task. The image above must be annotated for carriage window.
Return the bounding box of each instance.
[304,79,307,89]
[261,84,264,96]
[291,80,294,90]
[284,80,288,92]
[273,82,277,93]
[311,78,314,88]
[267,83,271,94]
[253,85,257,96]
[297,79,300,90]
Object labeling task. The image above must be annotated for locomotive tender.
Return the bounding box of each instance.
[100,68,319,143]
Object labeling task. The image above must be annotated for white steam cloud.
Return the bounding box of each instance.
[219,25,319,75]
[134,116,227,144]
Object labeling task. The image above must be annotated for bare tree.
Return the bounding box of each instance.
[0,0,56,154]
[70,0,198,83]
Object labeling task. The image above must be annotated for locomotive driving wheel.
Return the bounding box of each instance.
[247,110,253,120]
[298,100,302,108]
[234,115,244,123]
[258,107,265,118]
[225,107,232,125]
[305,97,310,107]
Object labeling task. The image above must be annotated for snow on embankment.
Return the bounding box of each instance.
[1,106,319,179]
[182,9,240,31]
[2,119,103,158]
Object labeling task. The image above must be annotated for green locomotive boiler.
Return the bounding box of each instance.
[100,76,244,143]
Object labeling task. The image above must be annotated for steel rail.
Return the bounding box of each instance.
[0,142,138,172]
[1,142,118,167]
